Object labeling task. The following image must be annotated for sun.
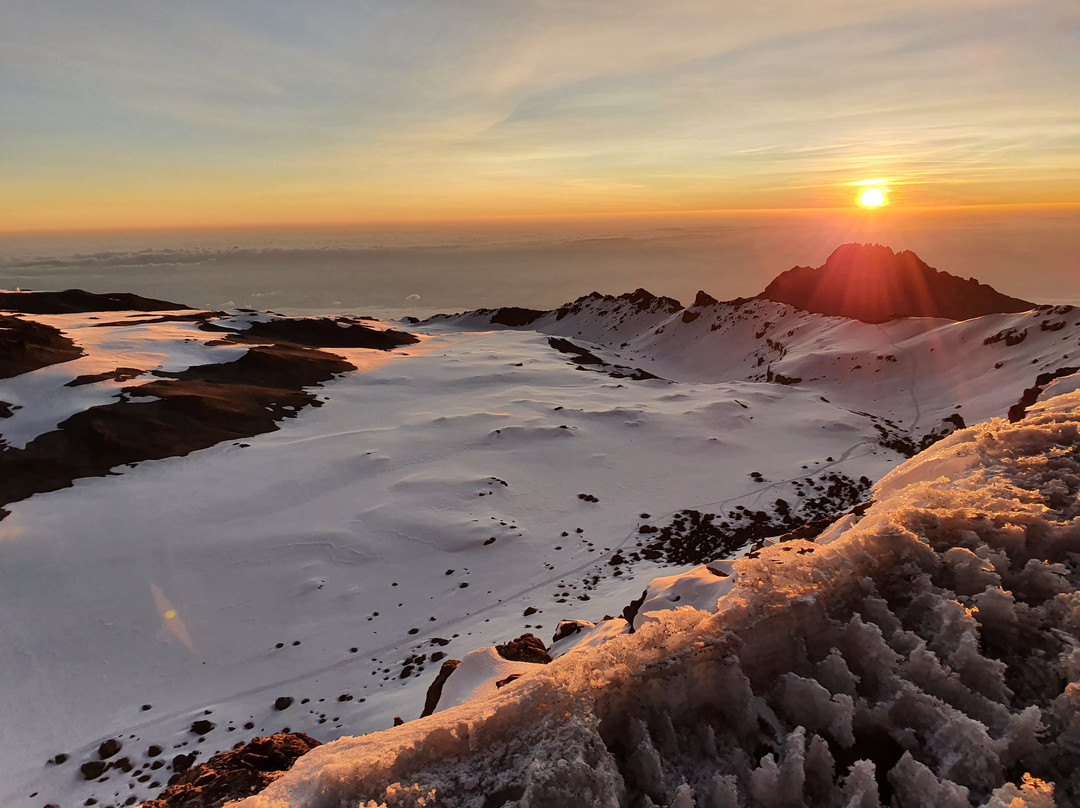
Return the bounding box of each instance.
[858,186,887,207]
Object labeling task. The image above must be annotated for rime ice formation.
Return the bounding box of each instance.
[243,390,1080,808]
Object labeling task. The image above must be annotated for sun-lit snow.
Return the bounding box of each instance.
[241,388,1080,808]
[1,292,1077,807]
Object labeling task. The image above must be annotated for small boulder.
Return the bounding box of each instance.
[495,633,552,664]
[80,760,106,780]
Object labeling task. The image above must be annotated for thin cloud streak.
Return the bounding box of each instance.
[1,0,1077,229]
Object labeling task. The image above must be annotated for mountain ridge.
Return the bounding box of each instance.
[759,242,1033,323]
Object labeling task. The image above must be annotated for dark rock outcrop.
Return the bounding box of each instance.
[421,659,461,717]
[142,733,320,808]
[0,314,83,378]
[0,343,355,513]
[0,289,188,314]
[760,243,1033,323]
[206,317,418,350]
[496,633,552,664]
[551,619,593,644]
[489,307,545,327]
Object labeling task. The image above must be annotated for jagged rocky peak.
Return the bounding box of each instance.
[759,243,1034,323]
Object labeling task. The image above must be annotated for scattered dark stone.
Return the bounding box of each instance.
[495,633,552,664]
[421,659,462,717]
[147,745,163,757]
[50,753,69,765]
[80,760,107,780]
[985,327,1029,347]
[547,337,661,382]
[337,693,353,702]
[458,582,469,588]
[621,473,873,567]
[393,717,405,727]
[109,756,133,773]
[143,734,319,808]
[273,696,293,711]
[142,704,153,711]
[190,720,215,736]
[522,606,538,617]
[495,673,524,688]
[578,493,599,503]
[483,537,496,545]
[97,739,122,759]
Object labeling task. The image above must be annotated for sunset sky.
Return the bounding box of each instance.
[3,0,1078,231]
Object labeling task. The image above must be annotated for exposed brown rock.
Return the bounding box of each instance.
[421,658,461,717]
[0,343,355,513]
[143,733,320,808]
[495,633,552,664]
[0,314,82,379]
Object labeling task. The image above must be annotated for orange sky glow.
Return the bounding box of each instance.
[2,1,1078,234]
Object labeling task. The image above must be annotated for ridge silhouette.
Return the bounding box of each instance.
[760,243,1032,323]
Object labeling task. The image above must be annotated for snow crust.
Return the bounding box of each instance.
[241,389,1080,808]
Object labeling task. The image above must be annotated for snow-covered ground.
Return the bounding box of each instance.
[1,291,1077,807]
[241,387,1080,807]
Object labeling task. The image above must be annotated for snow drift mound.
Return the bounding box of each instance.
[240,390,1080,808]
[760,243,1033,323]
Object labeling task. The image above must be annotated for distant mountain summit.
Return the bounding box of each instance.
[759,243,1033,323]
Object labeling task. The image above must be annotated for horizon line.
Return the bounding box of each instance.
[2,202,1078,238]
